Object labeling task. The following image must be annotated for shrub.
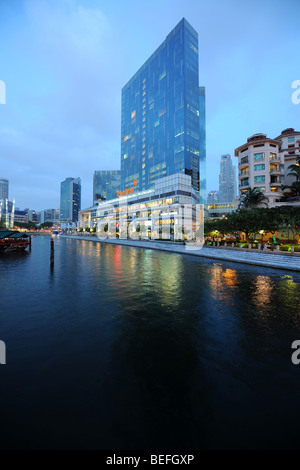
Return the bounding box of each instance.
[280,245,290,251]
[294,245,300,252]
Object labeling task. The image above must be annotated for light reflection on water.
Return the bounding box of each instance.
[0,236,300,450]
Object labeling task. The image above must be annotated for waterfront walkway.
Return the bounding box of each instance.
[62,235,300,273]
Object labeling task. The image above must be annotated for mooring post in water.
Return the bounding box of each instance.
[50,238,54,266]
[29,235,32,251]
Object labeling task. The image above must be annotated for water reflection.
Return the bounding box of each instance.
[253,276,273,312]
[1,236,300,449]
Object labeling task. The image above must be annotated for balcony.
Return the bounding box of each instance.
[239,182,250,189]
[269,168,282,176]
[269,155,281,163]
[239,170,249,178]
[239,158,249,168]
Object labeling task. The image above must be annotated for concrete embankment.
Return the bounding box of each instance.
[60,235,300,273]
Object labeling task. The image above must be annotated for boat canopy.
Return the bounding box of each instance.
[0,231,29,239]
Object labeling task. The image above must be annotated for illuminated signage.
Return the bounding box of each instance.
[117,179,138,198]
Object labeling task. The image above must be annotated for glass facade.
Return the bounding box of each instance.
[60,177,81,222]
[218,154,237,204]
[121,18,205,197]
[199,86,206,204]
[0,178,9,200]
[93,170,121,203]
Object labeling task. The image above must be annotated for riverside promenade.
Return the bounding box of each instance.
[62,235,300,273]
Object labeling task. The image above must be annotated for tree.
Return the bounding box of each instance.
[239,187,268,209]
[14,221,37,230]
[40,222,53,228]
[259,207,281,241]
[287,156,300,182]
[278,206,300,242]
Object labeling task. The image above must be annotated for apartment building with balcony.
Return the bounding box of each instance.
[274,128,300,187]
[235,133,283,207]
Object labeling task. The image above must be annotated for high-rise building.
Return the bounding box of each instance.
[207,190,219,205]
[218,154,237,204]
[60,177,81,222]
[37,209,60,224]
[93,170,121,203]
[199,87,206,204]
[120,18,205,196]
[0,178,9,200]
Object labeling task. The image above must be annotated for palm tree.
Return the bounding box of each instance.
[239,187,268,209]
[288,156,300,182]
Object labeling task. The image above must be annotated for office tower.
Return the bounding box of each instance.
[0,178,9,200]
[199,87,206,204]
[93,170,121,203]
[60,177,81,222]
[121,18,205,196]
[207,190,219,205]
[218,154,237,204]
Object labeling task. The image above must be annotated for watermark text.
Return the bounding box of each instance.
[0,80,6,104]
[291,80,300,105]
[0,341,6,364]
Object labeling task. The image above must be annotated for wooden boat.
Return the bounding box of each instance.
[0,230,30,252]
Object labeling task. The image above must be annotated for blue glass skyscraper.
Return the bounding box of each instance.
[60,177,81,222]
[199,86,206,204]
[93,170,121,203]
[121,18,205,195]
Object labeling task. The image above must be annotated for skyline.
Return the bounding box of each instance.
[0,0,299,211]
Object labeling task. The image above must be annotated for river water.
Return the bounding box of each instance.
[0,235,300,449]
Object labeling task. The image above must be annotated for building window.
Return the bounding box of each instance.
[241,178,249,186]
[240,156,248,165]
[270,153,277,160]
[254,176,265,183]
[288,137,295,142]
[253,152,264,160]
[254,164,265,171]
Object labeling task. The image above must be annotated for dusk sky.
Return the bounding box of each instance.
[0,0,299,211]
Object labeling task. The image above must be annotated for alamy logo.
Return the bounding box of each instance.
[291,80,300,105]
[291,340,300,365]
[0,341,6,364]
[0,80,6,104]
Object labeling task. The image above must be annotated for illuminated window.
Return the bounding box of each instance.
[131,110,136,119]
[124,135,129,142]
